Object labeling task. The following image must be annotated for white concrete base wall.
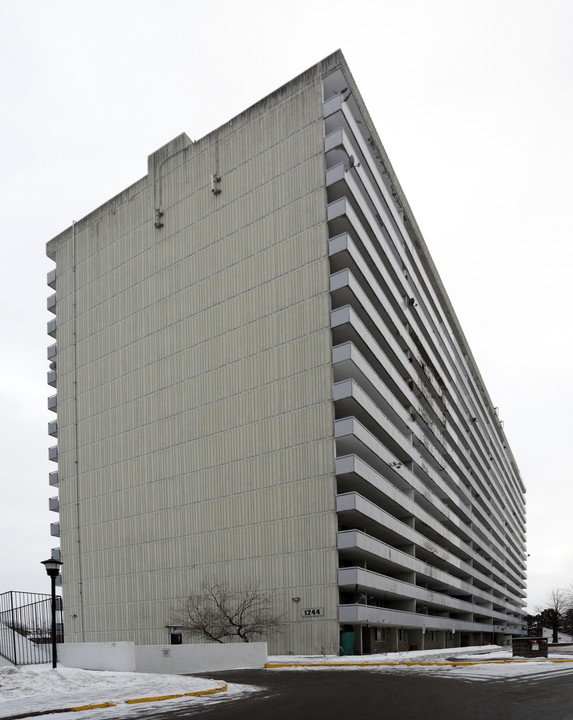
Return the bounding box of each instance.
[134,642,267,674]
[56,642,267,674]
[58,642,136,672]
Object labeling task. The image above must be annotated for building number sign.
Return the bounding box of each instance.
[302,607,324,618]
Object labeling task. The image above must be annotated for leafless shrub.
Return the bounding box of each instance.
[173,581,284,643]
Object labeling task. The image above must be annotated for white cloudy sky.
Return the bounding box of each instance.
[1,0,571,613]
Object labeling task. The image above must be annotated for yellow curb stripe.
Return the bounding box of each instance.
[266,662,459,668]
[124,681,227,705]
[185,682,228,697]
[71,702,116,711]
[265,658,573,669]
[125,694,184,704]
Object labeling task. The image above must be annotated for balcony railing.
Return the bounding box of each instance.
[339,603,494,634]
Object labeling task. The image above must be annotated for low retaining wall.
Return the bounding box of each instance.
[135,642,267,674]
[57,641,267,674]
[58,642,136,672]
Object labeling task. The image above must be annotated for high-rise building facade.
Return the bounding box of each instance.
[46,51,526,655]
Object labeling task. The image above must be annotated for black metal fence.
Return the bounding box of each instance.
[0,591,64,665]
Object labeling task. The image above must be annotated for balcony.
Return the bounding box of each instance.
[48,445,58,462]
[339,603,492,634]
[47,318,56,338]
[338,529,418,577]
[48,395,57,412]
[337,491,419,551]
[51,547,61,561]
[47,294,56,314]
[47,269,56,289]
[49,471,58,487]
[50,522,60,537]
[49,496,59,512]
[339,528,492,600]
[48,420,57,437]
[47,369,56,387]
[336,457,521,606]
[338,566,494,622]
[47,344,57,361]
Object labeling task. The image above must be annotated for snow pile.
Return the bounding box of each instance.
[0,664,217,701]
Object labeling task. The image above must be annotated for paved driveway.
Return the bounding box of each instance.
[149,666,573,720]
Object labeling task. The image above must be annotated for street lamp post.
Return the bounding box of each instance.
[41,559,63,669]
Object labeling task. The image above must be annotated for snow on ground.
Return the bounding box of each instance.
[270,644,573,666]
[0,665,258,720]
[268,645,573,682]
[1,645,572,719]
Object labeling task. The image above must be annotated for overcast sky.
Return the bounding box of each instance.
[1,0,571,613]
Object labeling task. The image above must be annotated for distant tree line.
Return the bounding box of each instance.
[526,587,573,642]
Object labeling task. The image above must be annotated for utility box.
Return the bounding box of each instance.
[512,637,548,658]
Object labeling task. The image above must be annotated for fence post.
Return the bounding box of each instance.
[9,592,17,665]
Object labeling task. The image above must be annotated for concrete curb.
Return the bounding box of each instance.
[1,681,227,719]
[265,658,573,669]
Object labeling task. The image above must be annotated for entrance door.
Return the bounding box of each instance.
[340,631,354,656]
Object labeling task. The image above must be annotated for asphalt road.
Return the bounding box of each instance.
[149,667,573,720]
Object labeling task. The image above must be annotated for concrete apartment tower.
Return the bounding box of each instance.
[46,51,526,655]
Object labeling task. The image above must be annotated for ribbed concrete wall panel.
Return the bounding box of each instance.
[71,210,326,360]
[49,67,339,653]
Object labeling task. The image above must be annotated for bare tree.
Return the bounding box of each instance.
[173,581,283,643]
[537,587,572,643]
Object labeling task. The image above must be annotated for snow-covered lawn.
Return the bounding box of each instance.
[1,645,572,719]
[0,665,257,719]
[269,644,573,666]
[268,644,573,681]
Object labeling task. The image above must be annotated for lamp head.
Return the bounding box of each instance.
[41,558,63,578]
